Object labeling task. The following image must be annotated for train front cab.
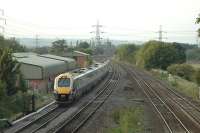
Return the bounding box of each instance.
[54,76,74,104]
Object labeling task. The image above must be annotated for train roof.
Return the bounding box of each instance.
[57,62,108,80]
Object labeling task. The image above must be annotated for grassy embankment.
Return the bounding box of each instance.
[150,68,199,100]
[106,107,144,133]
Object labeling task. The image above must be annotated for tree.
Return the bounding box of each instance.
[136,41,186,70]
[0,48,20,95]
[172,43,186,64]
[186,48,200,61]
[77,41,90,49]
[0,81,6,101]
[0,36,26,52]
[116,44,138,63]
[51,39,68,54]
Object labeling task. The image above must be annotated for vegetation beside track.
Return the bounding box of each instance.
[115,33,200,101]
[150,69,199,100]
[106,107,144,133]
[0,37,29,122]
[115,41,189,70]
[0,36,54,127]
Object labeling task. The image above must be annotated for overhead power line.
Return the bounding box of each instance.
[91,20,104,46]
[156,25,167,42]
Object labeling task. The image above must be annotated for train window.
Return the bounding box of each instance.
[58,78,70,87]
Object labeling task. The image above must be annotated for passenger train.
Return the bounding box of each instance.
[54,61,109,104]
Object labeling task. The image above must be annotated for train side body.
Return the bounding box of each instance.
[54,61,109,104]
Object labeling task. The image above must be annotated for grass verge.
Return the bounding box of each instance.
[150,69,199,100]
[106,107,144,133]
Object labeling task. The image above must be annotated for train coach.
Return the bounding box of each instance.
[53,61,109,104]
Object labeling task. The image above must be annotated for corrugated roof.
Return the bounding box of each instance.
[16,55,66,68]
[13,52,37,58]
[74,51,90,56]
[39,54,75,63]
[13,53,75,79]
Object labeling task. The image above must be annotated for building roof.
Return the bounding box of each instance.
[13,52,37,58]
[39,54,75,63]
[13,52,76,79]
[74,51,90,56]
[15,55,66,69]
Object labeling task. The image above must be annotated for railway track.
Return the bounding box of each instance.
[47,64,121,133]
[15,107,67,133]
[122,64,192,133]
[5,63,116,133]
[135,67,200,132]
[146,76,200,131]
[4,102,59,133]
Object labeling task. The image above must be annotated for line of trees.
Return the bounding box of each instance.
[116,41,186,70]
[0,36,26,52]
[136,41,186,70]
[115,44,139,64]
[49,39,93,55]
[115,40,200,87]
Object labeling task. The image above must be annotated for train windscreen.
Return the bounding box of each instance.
[58,78,70,87]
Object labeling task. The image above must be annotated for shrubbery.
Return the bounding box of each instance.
[0,92,32,119]
[108,107,144,133]
[167,64,195,81]
[167,63,200,87]
[195,69,200,86]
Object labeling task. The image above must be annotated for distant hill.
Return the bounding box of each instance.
[16,38,56,48]
[16,37,144,48]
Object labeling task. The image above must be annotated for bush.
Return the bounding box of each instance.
[0,92,32,119]
[108,107,144,133]
[195,69,200,86]
[167,64,195,81]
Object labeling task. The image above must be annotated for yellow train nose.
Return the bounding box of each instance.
[56,87,71,94]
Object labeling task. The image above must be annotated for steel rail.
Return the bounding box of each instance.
[122,64,190,133]
[51,64,121,133]
[10,64,113,133]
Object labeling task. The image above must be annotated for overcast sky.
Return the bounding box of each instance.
[1,0,200,43]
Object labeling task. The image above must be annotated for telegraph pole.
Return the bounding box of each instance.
[0,9,6,37]
[157,25,167,42]
[91,20,104,46]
